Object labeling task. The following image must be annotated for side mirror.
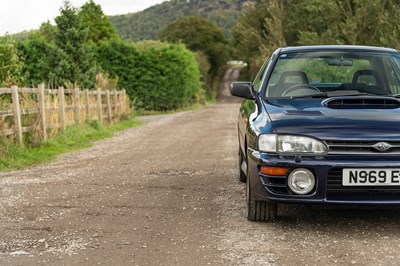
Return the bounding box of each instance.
[231,82,255,99]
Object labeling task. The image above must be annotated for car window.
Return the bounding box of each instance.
[265,51,400,98]
[269,58,369,84]
[253,56,271,91]
[382,57,400,94]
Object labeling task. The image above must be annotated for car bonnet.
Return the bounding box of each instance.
[264,97,400,140]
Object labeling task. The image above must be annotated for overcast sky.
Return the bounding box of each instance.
[0,0,168,35]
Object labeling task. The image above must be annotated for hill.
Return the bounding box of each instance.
[109,0,255,41]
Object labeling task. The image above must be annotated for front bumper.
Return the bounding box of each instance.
[248,148,400,204]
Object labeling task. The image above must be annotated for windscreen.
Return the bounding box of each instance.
[265,51,400,98]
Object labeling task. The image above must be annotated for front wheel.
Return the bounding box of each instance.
[246,174,277,222]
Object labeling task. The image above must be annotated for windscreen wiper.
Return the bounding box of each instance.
[289,93,328,99]
[290,90,373,99]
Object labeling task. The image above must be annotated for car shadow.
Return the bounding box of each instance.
[276,203,400,226]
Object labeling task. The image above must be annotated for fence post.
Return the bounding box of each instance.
[11,86,23,146]
[85,89,90,121]
[113,90,118,118]
[38,84,47,140]
[106,90,112,123]
[59,87,66,131]
[122,89,126,114]
[97,88,103,122]
[118,91,124,115]
[74,87,80,125]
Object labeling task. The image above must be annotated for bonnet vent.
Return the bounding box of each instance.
[322,97,400,109]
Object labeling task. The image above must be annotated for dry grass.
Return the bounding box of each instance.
[0,94,12,136]
[95,73,118,91]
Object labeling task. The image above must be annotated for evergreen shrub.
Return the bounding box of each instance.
[97,40,201,111]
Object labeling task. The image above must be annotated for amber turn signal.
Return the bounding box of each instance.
[260,166,289,176]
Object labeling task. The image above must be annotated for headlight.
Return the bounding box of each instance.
[259,134,328,154]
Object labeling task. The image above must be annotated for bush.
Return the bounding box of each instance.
[97,40,201,111]
[0,35,25,87]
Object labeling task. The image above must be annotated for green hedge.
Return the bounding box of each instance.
[96,40,201,111]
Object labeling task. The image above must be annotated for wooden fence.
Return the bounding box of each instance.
[0,85,128,145]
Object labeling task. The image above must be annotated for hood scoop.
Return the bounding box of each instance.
[322,96,400,109]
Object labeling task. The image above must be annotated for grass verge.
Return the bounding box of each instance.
[0,116,144,171]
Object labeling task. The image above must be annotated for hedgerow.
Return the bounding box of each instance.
[97,40,201,111]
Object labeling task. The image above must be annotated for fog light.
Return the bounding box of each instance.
[288,168,315,195]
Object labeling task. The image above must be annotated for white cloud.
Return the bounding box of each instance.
[0,0,168,35]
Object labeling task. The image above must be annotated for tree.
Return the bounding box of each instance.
[79,0,119,43]
[54,0,98,88]
[19,34,69,88]
[0,35,24,87]
[232,1,269,66]
[159,16,227,75]
[284,0,340,45]
[232,0,287,75]
[284,0,400,46]
[233,0,400,77]
[333,0,400,47]
[37,21,57,43]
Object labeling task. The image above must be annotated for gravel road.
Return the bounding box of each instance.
[1,68,400,265]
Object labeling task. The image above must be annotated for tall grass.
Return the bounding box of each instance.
[0,116,143,171]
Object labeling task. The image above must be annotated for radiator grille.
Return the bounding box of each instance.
[326,140,400,155]
[327,168,400,200]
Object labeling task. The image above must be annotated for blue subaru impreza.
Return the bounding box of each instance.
[231,45,400,222]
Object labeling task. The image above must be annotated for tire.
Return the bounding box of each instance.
[246,173,277,222]
[238,147,247,183]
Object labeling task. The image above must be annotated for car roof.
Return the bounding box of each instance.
[279,45,399,54]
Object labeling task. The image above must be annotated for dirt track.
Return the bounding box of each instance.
[1,68,400,265]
